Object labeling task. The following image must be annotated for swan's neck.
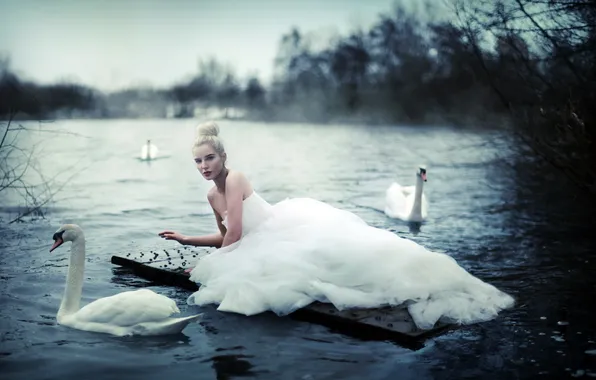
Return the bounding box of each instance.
[58,237,85,320]
[410,177,424,217]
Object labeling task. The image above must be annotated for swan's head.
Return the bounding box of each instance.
[417,166,427,182]
[50,224,84,252]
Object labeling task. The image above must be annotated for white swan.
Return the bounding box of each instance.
[140,139,159,160]
[49,224,202,336]
[384,166,429,222]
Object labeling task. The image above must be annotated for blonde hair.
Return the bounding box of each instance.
[193,121,225,156]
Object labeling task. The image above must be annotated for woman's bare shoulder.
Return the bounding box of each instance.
[226,169,248,181]
[225,170,253,196]
[225,170,251,187]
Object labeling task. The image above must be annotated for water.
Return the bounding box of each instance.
[1,119,595,379]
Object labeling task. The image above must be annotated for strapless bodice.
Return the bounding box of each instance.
[222,192,273,236]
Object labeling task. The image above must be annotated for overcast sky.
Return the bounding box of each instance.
[0,0,423,92]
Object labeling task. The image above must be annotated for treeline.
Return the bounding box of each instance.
[0,56,266,120]
[268,4,500,125]
[0,59,97,119]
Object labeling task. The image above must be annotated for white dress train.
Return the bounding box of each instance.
[187,192,514,329]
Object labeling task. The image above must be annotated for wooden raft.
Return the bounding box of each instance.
[110,247,451,346]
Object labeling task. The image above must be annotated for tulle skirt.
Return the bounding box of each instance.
[187,197,514,329]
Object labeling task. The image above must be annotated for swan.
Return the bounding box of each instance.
[49,224,202,336]
[384,166,429,222]
[140,139,159,160]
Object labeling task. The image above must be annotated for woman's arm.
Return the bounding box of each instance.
[158,200,227,248]
[180,233,223,247]
[158,230,223,247]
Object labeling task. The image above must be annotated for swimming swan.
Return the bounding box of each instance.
[140,139,159,160]
[49,224,202,336]
[385,166,428,222]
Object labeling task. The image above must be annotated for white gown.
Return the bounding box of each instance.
[187,192,514,329]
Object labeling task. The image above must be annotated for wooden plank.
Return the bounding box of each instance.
[111,255,198,291]
[110,249,452,346]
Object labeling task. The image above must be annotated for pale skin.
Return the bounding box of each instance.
[158,142,253,251]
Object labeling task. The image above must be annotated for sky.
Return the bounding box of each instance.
[0,0,414,92]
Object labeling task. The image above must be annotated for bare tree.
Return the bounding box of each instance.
[0,110,85,224]
[451,0,596,195]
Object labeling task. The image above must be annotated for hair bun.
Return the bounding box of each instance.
[196,121,220,138]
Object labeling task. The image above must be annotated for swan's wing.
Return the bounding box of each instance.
[385,182,408,218]
[148,144,159,157]
[400,185,415,196]
[74,289,180,327]
[140,145,148,158]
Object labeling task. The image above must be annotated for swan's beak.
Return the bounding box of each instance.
[50,238,64,252]
[420,172,427,182]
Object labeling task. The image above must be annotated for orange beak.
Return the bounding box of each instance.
[50,238,63,252]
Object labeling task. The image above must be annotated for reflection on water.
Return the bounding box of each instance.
[0,119,595,379]
[406,221,423,235]
[207,352,262,380]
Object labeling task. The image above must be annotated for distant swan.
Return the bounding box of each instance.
[49,224,202,336]
[385,166,428,222]
[140,139,159,160]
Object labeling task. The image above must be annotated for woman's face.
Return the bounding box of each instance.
[193,143,226,180]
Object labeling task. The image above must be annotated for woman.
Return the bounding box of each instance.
[158,122,514,330]
[158,121,252,250]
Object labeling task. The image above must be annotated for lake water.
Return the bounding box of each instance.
[1,119,595,379]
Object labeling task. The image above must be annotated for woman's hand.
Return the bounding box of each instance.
[158,230,187,244]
